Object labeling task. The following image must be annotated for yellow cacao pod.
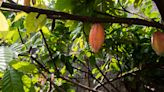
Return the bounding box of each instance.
[151,31,164,55]
[89,23,105,53]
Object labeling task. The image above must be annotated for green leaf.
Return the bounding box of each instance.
[13,12,27,23]
[0,11,9,31]
[55,0,73,11]
[95,73,102,79]
[109,57,121,72]
[24,12,47,33]
[134,0,143,8]
[22,75,36,92]
[61,55,73,75]
[42,26,51,37]
[61,66,66,75]
[9,61,37,73]
[0,46,15,70]
[89,55,96,66]
[92,68,98,74]
[0,28,20,43]
[2,69,24,92]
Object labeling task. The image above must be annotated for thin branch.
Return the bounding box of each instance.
[17,28,24,44]
[86,60,91,90]
[39,29,59,74]
[1,2,164,30]
[30,55,51,73]
[94,67,140,90]
[72,66,88,73]
[78,59,111,92]
[95,60,164,90]
[39,29,53,59]
[39,29,58,92]
[95,64,120,92]
[31,55,98,92]
[59,76,100,92]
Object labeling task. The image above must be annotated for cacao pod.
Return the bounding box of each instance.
[89,23,105,53]
[151,31,164,55]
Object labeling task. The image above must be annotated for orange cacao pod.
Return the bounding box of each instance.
[151,31,164,55]
[89,23,105,53]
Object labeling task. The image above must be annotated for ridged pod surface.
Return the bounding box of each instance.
[89,23,105,53]
[151,31,164,55]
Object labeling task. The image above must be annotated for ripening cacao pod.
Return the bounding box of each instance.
[151,31,164,55]
[89,23,105,53]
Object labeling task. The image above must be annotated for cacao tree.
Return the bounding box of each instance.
[0,0,164,92]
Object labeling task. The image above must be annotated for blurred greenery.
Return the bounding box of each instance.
[0,0,163,92]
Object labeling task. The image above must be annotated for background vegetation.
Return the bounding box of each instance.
[0,0,164,92]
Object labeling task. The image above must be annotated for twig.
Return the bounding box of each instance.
[17,28,24,44]
[1,2,164,30]
[95,67,140,90]
[86,60,90,90]
[39,29,59,73]
[95,63,120,92]
[39,29,57,92]
[30,55,51,73]
[117,0,150,20]
[78,59,111,92]
[59,76,100,92]
[30,55,65,91]
[39,29,53,59]
[95,60,164,90]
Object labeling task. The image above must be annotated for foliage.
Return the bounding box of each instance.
[0,0,163,92]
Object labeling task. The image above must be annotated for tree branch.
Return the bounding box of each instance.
[153,0,164,21]
[95,59,164,90]
[59,76,101,92]
[1,2,164,30]
[95,63,120,92]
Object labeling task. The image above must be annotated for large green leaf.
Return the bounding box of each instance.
[0,28,19,43]
[24,12,47,33]
[0,44,24,71]
[9,61,38,73]
[0,47,15,70]
[2,69,24,92]
[0,11,9,31]
[55,0,73,11]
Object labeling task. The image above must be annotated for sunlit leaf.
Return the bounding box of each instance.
[0,11,9,31]
[24,12,47,33]
[10,61,37,73]
[0,28,20,43]
[109,57,121,72]
[134,0,143,8]
[42,26,51,37]
[61,66,66,75]
[22,75,36,92]
[13,12,27,23]
[95,73,102,79]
